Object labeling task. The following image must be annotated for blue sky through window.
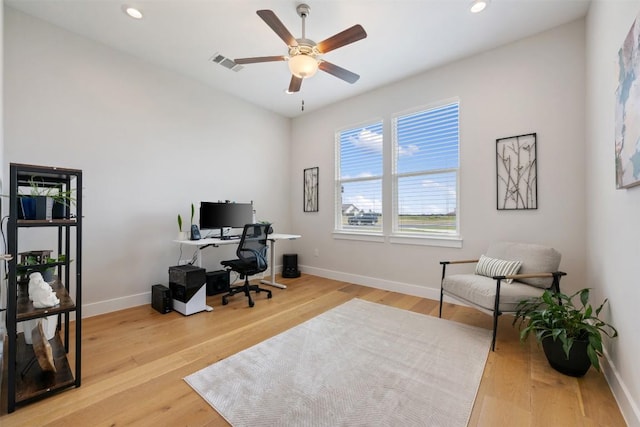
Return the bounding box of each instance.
[339,122,383,214]
[338,102,458,218]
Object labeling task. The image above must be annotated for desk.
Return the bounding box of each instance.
[174,233,301,289]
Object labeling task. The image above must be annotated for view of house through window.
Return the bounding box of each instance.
[336,121,383,232]
[336,99,459,238]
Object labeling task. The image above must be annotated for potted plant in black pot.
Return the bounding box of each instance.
[18,177,76,220]
[513,288,618,377]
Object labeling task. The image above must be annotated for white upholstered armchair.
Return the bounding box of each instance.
[439,242,566,351]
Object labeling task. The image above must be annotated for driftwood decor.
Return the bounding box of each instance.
[32,321,56,373]
[496,133,537,210]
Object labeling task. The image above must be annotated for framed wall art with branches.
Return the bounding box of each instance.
[496,133,537,210]
[303,167,319,212]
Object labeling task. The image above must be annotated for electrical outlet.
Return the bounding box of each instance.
[178,259,190,266]
[314,248,319,257]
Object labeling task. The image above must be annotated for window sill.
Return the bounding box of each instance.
[389,234,463,248]
[332,231,462,247]
[332,231,385,243]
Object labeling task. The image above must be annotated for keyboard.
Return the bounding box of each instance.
[221,235,240,240]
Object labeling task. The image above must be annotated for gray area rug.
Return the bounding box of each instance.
[184,298,492,426]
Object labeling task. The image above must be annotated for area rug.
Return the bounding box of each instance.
[184,298,492,426]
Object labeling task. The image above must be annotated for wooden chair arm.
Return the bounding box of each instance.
[440,259,479,265]
[492,271,567,280]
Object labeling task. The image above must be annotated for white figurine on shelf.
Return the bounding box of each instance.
[28,272,60,308]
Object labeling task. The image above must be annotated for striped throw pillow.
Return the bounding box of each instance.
[475,255,522,284]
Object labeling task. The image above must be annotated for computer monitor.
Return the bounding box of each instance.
[199,202,253,239]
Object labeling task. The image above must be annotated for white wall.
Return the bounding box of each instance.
[586,1,640,425]
[3,8,292,316]
[0,0,4,341]
[291,20,586,300]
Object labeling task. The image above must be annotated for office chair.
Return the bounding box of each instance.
[220,223,273,307]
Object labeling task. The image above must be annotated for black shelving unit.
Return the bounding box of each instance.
[6,163,82,412]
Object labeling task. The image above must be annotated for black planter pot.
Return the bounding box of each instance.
[52,200,67,219]
[541,336,591,377]
[19,196,53,220]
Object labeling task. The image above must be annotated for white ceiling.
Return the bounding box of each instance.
[6,0,590,118]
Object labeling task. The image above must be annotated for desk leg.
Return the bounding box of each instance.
[260,239,287,289]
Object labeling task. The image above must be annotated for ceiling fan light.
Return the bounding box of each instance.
[288,54,318,79]
[123,6,143,19]
[470,0,489,13]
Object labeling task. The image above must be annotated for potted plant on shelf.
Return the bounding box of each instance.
[19,177,76,220]
[16,251,67,283]
[513,288,618,377]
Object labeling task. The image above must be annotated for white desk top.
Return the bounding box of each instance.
[174,233,301,246]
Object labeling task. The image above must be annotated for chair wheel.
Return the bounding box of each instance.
[267,292,272,299]
[256,289,261,293]
[222,297,228,305]
[249,300,255,307]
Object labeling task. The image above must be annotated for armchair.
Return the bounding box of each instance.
[221,223,273,307]
[439,241,566,351]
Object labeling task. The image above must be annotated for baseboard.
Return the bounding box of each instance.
[83,291,151,318]
[602,348,640,427]
[300,264,460,304]
[81,267,280,319]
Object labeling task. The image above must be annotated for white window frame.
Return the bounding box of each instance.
[390,98,461,245]
[334,119,384,237]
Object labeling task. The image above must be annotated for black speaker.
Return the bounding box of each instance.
[282,253,301,278]
[206,270,230,295]
[151,284,172,314]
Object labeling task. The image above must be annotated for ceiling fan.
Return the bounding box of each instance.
[234,4,367,93]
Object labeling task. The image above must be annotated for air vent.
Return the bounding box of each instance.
[210,52,243,72]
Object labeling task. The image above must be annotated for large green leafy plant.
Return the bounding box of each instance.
[513,288,617,372]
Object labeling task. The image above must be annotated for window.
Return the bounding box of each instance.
[392,101,459,236]
[334,99,460,243]
[335,121,383,232]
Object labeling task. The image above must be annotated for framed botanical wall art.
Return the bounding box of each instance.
[303,167,319,212]
[496,133,537,210]
[615,11,640,189]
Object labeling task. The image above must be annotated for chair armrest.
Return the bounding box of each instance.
[492,271,566,280]
[440,259,479,265]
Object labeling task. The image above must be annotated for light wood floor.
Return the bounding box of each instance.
[1,275,627,426]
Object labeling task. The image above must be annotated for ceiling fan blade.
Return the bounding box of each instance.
[234,55,287,65]
[318,61,360,84]
[288,75,303,93]
[316,24,367,54]
[257,10,298,47]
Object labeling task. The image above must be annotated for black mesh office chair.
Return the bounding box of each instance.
[220,223,273,307]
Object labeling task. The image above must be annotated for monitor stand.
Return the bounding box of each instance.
[219,227,231,240]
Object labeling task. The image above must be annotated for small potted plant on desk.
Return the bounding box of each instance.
[513,288,618,377]
[177,214,187,240]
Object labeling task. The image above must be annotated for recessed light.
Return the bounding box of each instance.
[470,0,489,13]
[123,5,143,19]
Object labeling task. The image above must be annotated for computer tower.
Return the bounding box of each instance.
[151,284,172,314]
[206,270,230,295]
[169,265,207,315]
[282,253,301,278]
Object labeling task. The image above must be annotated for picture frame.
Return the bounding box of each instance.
[496,133,537,210]
[615,10,640,189]
[303,167,319,212]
